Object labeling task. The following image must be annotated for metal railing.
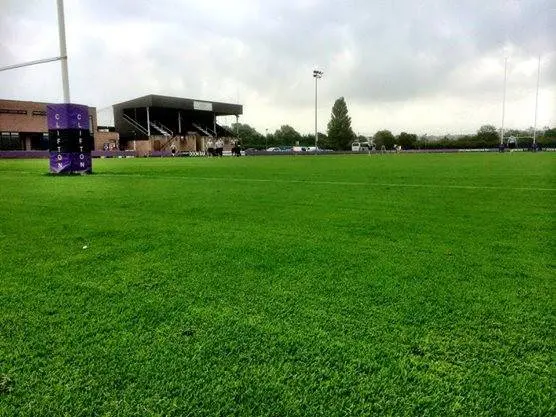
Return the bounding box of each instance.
[122,113,149,135]
[150,121,173,137]
[192,123,213,137]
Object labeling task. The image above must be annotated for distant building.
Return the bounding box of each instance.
[0,99,96,150]
[1,95,241,155]
[113,94,243,156]
[0,99,120,151]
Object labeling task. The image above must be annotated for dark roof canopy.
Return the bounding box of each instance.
[113,94,242,116]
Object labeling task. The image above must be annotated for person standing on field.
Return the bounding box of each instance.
[206,138,214,156]
[215,138,224,157]
[232,140,241,156]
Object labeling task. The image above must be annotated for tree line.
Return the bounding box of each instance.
[230,97,556,150]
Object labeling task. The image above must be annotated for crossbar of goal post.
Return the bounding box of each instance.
[0,56,65,72]
[1,0,70,103]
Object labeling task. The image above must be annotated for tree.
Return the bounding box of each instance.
[231,123,264,149]
[540,127,556,147]
[301,133,314,147]
[397,132,417,149]
[312,132,329,148]
[265,132,276,148]
[327,97,356,150]
[476,124,499,148]
[374,130,395,149]
[273,125,302,147]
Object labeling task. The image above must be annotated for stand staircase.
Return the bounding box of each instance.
[150,121,173,137]
[122,113,149,135]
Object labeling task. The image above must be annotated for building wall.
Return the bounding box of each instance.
[120,134,208,155]
[122,139,153,156]
[0,99,98,150]
[0,100,48,132]
[94,131,120,150]
[179,135,199,152]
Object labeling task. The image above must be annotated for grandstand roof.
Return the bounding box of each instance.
[113,94,242,116]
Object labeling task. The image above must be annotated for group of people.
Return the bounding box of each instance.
[206,138,224,157]
[167,138,243,157]
[206,138,242,157]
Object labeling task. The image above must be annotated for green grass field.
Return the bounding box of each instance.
[0,153,554,416]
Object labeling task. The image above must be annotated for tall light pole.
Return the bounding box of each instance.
[313,69,323,150]
[501,57,508,145]
[533,55,541,146]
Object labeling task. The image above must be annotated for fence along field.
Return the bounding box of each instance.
[0,153,554,416]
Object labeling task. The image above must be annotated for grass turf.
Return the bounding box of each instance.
[0,153,554,416]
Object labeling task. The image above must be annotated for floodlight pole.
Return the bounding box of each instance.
[313,70,323,151]
[501,57,508,145]
[56,0,70,103]
[533,55,541,145]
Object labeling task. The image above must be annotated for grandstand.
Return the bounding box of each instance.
[113,94,242,155]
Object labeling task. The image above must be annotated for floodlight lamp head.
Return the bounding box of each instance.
[313,70,323,78]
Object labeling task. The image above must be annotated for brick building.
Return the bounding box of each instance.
[1,95,241,155]
[0,99,118,151]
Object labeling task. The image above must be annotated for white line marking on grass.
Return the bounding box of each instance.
[3,171,554,192]
[96,173,556,192]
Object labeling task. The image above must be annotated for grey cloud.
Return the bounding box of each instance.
[66,0,556,105]
[0,0,553,133]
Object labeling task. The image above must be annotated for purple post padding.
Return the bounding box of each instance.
[71,152,92,174]
[46,103,90,130]
[0,151,49,158]
[49,152,73,174]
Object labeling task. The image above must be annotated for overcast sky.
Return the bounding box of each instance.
[1,0,554,136]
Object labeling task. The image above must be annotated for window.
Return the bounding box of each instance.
[0,109,27,115]
[0,132,21,150]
